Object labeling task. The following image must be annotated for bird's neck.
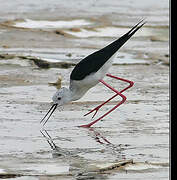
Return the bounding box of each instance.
[69,86,87,102]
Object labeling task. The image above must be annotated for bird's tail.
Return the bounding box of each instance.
[103,19,146,53]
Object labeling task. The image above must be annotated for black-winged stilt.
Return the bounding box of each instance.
[41,20,146,127]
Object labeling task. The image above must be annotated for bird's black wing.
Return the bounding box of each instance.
[70,20,146,81]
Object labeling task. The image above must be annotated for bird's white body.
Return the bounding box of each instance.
[69,53,116,101]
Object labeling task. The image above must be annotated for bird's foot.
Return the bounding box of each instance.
[78,123,93,128]
[84,106,100,118]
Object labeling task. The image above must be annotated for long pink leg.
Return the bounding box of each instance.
[79,75,134,128]
[83,73,134,119]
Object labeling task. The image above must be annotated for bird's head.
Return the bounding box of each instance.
[40,87,71,125]
[52,87,71,106]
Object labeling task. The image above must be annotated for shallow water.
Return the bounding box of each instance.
[0,63,169,179]
[0,0,169,179]
[14,19,92,29]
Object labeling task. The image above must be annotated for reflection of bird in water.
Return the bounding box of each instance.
[86,128,127,158]
[40,128,126,159]
[40,129,131,178]
[40,129,72,157]
[87,127,111,145]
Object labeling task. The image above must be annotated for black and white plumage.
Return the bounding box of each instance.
[41,20,145,126]
[71,20,144,81]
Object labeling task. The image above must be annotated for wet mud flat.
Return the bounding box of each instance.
[0,0,169,179]
[0,57,169,179]
[0,58,169,179]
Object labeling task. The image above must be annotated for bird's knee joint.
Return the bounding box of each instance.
[123,95,127,102]
[120,93,127,102]
[130,81,134,87]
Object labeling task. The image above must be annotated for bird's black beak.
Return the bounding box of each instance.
[40,103,58,126]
